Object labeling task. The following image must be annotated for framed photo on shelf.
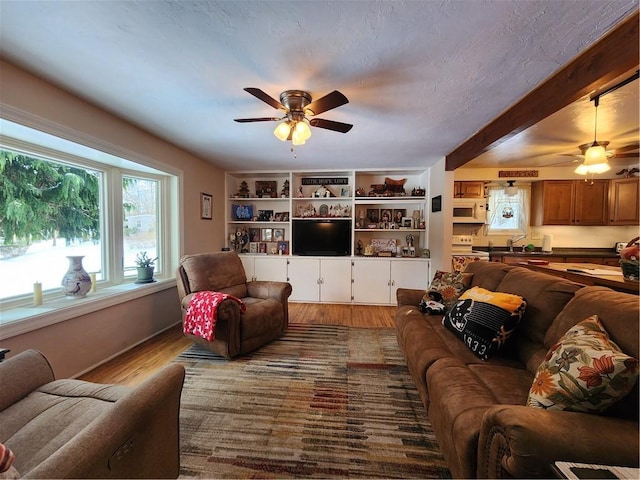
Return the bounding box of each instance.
[273,228,285,241]
[258,209,274,221]
[201,192,213,220]
[258,242,267,254]
[401,217,413,228]
[393,209,406,224]
[255,181,277,198]
[366,208,379,223]
[232,204,253,220]
[249,242,258,254]
[380,209,392,223]
[340,186,350,197]
[261,228,273,242]
[249,228,261,242]
[277,241,289,255]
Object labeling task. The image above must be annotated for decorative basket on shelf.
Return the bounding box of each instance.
[619,236,640,281]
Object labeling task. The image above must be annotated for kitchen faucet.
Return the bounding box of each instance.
[508,235,527,252]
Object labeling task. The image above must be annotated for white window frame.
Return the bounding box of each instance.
[0,117,182,340]
[485,184,531,236]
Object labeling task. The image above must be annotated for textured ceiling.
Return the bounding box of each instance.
[0,0,637,171]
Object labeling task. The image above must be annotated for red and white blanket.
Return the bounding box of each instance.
[183,291,246,341]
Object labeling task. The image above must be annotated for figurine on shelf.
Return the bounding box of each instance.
[237,181,250,198]
[281,180,290,198]
[298,185,304,198]
[406,234,414,248]
[357,239,363,255]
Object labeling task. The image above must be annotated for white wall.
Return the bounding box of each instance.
[0,59,226,377]
[428,158,454,276]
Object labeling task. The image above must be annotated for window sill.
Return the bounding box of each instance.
[0,278,176,340]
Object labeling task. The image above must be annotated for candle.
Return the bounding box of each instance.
[33,282,43,306]
[90,273,97,293]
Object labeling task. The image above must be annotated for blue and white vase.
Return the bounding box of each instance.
[61,255,92,298]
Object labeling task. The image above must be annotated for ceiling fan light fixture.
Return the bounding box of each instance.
[584,142,608,164]
[294,119,312,141]
[273,121,291,142]
[575,96,611,176]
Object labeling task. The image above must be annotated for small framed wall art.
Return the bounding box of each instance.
[201,192,213,220]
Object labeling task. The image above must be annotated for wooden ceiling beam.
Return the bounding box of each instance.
[445,10,639,171]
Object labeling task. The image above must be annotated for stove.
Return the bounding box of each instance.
[451,235,489,272]
[451,235,490,257]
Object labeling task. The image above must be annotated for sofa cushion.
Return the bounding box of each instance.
[180,252,248,298]
[527,315,639,413]
[464,261,514,291]
[495,267,583,372]
[442,287,526,360]
[422,270,473,311]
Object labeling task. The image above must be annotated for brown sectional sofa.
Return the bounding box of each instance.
[396,261,639,479]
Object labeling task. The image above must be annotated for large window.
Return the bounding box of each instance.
[0,120,178,307]
[123,176,159,277]
[0,149,103,298]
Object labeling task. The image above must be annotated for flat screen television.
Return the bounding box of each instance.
[292,219,352,256]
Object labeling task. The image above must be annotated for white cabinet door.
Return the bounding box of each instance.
[390,260,429,304]
[287,257,321,302]
[254,256,288,282]
[319,258,352,303]
[351,258,392,304]
[240,256,288,282]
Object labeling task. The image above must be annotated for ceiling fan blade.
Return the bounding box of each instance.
[614,142,640,154]
[305,90,349,115]
[614,153,639,159]
[546,158,580,167]
[309,118,353,133]
[234,117,281,123]
[243,88,285,110]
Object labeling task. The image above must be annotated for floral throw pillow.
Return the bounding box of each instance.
[420,270,473,312]
[527,315,639,413]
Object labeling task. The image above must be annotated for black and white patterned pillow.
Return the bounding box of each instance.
[443,286,526,360]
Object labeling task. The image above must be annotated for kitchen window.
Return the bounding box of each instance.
[486,184,530,236]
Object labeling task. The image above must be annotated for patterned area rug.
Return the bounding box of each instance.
[173,324,451,479]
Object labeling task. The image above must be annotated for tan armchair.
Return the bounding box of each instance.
[0,349,185,478]
[176,251,292,358]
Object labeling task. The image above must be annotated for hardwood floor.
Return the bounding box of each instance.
[79,302,396,386]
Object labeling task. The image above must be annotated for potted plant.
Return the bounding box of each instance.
[135,251,157,284]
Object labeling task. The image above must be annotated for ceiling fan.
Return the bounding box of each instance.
[547,141,639,171]
[234,88,353,145]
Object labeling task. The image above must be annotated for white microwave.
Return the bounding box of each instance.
[453,199,487,223]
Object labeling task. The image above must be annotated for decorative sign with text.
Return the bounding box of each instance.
[301,177,349,185]
[498,170,539,178]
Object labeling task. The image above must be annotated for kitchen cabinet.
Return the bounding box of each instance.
[351,258,429,305]
[608,177,639,225]
[454,181,485,198]
[240,256,288,282]
[287,257,352,303]
[531,180,608,226]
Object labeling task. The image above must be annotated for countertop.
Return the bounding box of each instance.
[483,248,620,259]
[519,262,638,295]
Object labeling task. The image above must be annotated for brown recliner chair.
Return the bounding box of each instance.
[176,251,292,358]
